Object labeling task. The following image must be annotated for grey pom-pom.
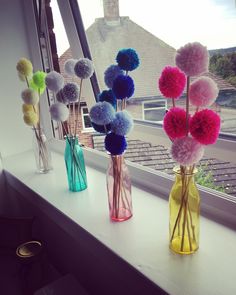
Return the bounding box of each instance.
[74,58,94,79]
[62,82,79,103]
[56,89,68,104]
[90,101,115,125]
[111,110,134,136]
[45,71,64,93]
[49,102,69,122]
[64,59,77,76]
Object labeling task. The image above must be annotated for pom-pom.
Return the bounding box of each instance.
[104,64,124,88]
[105,133,127,155]
[116,48,140,71]
[49,102,69,122]
[56,89,68,104]
[21,89,39,105]
[163,107,187,139]
[62,82,79,103]
[98,89,116,109]
[45,71,64,93]
[159,66,186,98]
[22,104,34,114]
[171,137,204,166]
[64,59,77,76]
[23,112,39,126]
[190,109,220,145]
[112,75,135,99]
[32,71,46,89]
[74,58,94,79]
[90,101,115,125]
[189,76,219,107]
[111,110,134,136]
[175,42,209,77]
[16,58,33,76]
[91,122,111,134]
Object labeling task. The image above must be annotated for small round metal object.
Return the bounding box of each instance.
[16,240,42,258]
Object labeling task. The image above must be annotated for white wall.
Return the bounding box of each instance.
[0,0,34,196]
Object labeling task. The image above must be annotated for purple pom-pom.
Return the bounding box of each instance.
[104,65,124,88]
[112,75,135,100]
[105,133,127,155]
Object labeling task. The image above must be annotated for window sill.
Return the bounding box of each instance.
[2,150,236,295]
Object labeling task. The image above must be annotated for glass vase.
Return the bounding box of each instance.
[106,154,132,222]
[32,127,52,173]
[169,166,200,255]
[64,136,87,192]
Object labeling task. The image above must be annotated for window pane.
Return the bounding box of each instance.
[83,115,92,129]
[144,101,166,109]
[144,109,166,122]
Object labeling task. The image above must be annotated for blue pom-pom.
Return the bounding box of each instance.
[112,75,135,100]
[104,64,124,88]
[116,48,140,71]
[98,90,116,109]
[89,101,115,125]
[111,110,133,136]
[105,133,127,155]
[91,121,111,134]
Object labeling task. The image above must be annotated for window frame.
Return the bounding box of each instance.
[142,99,167,123]
[25,0,236,229]
[81,106,94,132]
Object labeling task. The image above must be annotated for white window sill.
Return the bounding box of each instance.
[2,150,236,295]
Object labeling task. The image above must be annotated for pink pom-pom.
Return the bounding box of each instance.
[189,77,219,107]
[158,66,186,98]
[163,107,187,139]
[190,109,220,145]
[171,137,204,166]
[175,42,209,77]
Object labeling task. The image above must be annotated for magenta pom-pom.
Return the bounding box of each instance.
[190,109,220,145]
[189,76,219,107]
[175,42,209,77]
[159,66,186,99]
[163,107,187,139]
[171,137,204,166]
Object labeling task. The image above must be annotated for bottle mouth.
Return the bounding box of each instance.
[173,166,198,175]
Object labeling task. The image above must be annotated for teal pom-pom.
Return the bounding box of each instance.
[111,110,133,136]
[112,75,134,100]
[105,133,127,155]
[116,48,140,71]
[98,90,116,109]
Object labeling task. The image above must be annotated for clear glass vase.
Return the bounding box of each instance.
[169,166,200,255]
[64,136,87,192]
[32,127,52,173]
[106,154,132,222]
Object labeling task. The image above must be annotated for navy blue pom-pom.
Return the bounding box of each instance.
[98,90,116,109]
[91,122,111,134]
[116,48,140,71]
[105,133,127,155]
[112,75,134,100]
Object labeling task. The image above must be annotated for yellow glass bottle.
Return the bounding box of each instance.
[169,167,200,254]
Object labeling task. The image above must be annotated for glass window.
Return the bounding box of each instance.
[81,106,93,131]
[42,0,236,198]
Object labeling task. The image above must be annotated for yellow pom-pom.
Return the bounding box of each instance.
[22,104,34,114]
[16,58,33,77]
[23,112,39,126]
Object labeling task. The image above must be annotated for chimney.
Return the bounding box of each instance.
[103,0,120,24]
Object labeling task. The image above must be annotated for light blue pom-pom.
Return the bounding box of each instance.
[90,101,115,125]
[104,64,124,89]
[111,110,134,136]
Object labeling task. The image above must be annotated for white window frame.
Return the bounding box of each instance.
[81,106,93,132]
[142,99,167,123]
[24,0,236,228]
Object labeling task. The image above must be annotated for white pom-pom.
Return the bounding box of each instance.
[64,59,77,76]
[45,71,64,93]
[21,89,39,105]
[49,102,69,122]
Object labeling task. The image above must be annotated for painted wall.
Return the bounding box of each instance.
[0,0,33,196]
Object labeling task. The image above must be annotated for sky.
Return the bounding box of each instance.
[51,0,236,55]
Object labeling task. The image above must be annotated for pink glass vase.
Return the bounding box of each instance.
[106,154,132,222]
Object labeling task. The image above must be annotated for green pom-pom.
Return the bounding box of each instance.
[32,71,46,89]
[29,78,45,95]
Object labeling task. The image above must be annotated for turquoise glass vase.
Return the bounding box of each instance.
[64,136,87,192]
